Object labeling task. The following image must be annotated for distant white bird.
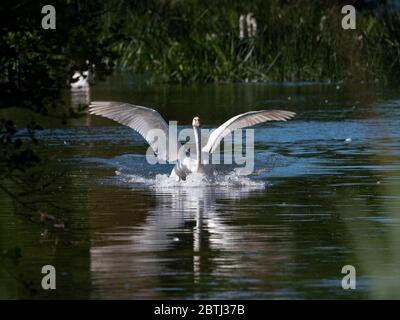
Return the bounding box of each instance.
[89,101,295,181]
[70,70,89,89]
[70,60,95,89]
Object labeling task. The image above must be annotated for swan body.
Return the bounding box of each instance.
[71,71,89,89]
[89,101,295,181]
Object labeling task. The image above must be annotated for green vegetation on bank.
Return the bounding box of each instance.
[1,0,124,230]
[105,0,400,83]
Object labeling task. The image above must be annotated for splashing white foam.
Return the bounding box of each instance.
[115,170,265,189]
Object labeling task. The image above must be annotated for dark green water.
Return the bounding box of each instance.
[1,77,400,299]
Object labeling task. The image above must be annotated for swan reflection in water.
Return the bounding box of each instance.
[89,172,293,299]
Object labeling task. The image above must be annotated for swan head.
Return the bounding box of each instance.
[192,116,201,128]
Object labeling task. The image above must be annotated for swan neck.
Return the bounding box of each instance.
[193,126,201,171]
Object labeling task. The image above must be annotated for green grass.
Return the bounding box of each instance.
[102,0,400,83]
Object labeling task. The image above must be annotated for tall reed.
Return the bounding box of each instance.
[102,0,400,83]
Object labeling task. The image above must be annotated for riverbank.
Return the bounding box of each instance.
[104,0,400,83]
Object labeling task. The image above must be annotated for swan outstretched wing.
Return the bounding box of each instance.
[89,101,179,161]
[202,110,296,153]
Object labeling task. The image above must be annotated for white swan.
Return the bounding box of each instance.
[89,101,295,180]
[70,70,90,89]
[70,61,95,89]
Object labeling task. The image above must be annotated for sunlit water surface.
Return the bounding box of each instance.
[1,77,400,299]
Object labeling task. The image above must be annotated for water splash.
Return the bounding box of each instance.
[115,169,265,189]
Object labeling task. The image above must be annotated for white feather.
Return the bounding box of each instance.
[202,110,296,153]
[89,101,180,162]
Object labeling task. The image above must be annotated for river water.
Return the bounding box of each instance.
[1,77,400,299]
